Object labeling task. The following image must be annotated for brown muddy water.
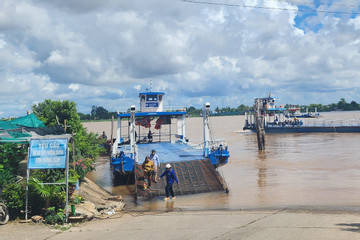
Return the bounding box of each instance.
[84,111,360,211]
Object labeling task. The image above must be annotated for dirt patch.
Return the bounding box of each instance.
[73,177,124,220]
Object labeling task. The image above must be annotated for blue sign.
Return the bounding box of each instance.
[146,102,158,107]
[28,139,68,169]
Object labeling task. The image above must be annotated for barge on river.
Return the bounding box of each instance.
[110,91,230,197]
[243,95,360,133]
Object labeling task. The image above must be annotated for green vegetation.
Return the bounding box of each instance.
[295,98,360,112]
[0,143,27,177]
[32,99,105,160]
[44,207,66,225]
[1,182,25,217]
[1,99,105,223]
[78,105,117,120]
[71,158,95,180]
[75,98,360,121]
[29,178,66,209]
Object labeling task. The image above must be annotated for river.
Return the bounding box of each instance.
[83,111,360,211]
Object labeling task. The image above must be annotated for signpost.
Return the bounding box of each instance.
[26,138,69,221]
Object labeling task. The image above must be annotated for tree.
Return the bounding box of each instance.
[337,98,347,110]
[236,104,248,113]
[32,100,83,133]
[32,100,104,161]
[78,112,91,121]
[90,106,110,120]
[350,101,358,110]
[186,106,201,116]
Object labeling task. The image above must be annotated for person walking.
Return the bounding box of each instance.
[150,149,160,183]
[160,164,179,200]
[142,156,154,190]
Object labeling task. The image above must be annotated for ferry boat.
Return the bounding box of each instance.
[110,91,230,180]
[243,95,360,133]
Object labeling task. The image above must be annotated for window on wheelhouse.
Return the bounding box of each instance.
[147,94,157,101]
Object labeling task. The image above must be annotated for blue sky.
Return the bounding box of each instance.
[1,0,360,117]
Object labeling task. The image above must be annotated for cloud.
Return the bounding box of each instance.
[1,0,360,117]
[69,83,80,91]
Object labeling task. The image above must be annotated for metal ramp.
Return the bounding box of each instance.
[135,159,226,199]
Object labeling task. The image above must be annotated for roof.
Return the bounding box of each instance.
[0,113,45,130]
[117,111,187,118]
[0,114,70,143]
[9,113,46,128]
[139,92,165,96]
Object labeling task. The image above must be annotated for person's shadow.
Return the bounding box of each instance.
[336,223,360,233]
[165,200,174,212]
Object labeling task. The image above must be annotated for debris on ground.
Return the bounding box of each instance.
[72,177,124,221]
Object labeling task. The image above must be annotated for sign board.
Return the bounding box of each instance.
[146,102,159,108]
[28,139,68,169]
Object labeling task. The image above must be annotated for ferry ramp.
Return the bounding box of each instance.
[135,159,226,199]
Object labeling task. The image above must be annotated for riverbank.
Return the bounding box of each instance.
[2,208,360,239]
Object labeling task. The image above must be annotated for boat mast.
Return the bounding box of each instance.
[130,105,136,160]
[203,102,210,157]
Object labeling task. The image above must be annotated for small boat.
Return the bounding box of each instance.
[110,91,230,180]
[285,105,320,118]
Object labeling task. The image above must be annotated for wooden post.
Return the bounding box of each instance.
[255,99,265,150]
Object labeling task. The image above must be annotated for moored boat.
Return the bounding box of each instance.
[285,105,320,118]
[111,91,230,180]
[243,95,360,133]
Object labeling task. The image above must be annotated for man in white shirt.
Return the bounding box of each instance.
[150,149,160,183]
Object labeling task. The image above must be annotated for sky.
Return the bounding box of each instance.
[1,0,360,118]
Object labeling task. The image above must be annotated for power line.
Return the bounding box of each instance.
[178,0,360,15]
[284,0,359,8]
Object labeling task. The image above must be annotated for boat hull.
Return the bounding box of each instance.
[244,125,360,133]
[111,142,230,179]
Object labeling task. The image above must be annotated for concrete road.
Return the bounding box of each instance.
[2,209,360,240]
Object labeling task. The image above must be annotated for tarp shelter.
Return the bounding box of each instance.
[0,113,71,143]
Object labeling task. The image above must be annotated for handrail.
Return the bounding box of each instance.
[266,119,360,128]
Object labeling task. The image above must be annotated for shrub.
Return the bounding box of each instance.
[44,207,66,225]
[0,143,27,175]
[29,178,67,209]
[71,158,95,180]
[0,169,15,188]
[71,194,84,204]
[1,182,25,218]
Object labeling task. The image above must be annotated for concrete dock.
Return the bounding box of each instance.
[2,208,360,239]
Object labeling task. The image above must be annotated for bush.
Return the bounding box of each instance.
[71,194,84,204]
[71,158,95,180]
[0,143,27,175]
[44,207,66,225]
[0,169,15,188]
[1,182,25,218]
[31,169,65,183]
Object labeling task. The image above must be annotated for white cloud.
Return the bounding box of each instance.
[1,0,360,117]
[69,83,80,91]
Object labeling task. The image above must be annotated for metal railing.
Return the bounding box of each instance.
[266,119,360,128]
